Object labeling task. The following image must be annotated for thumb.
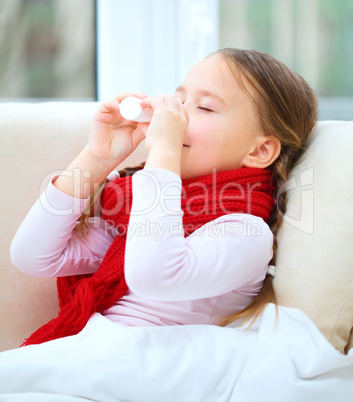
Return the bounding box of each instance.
[136,122,149,137]
[132,126,147,147]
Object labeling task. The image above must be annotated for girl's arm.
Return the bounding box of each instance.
[10,175,116,277]
[53,94,147,199]
[11,93,148,277]
[124,168,273,301]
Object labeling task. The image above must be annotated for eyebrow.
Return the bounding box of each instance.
[176,85,226,105]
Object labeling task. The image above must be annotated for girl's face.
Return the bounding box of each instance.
[176,54,265,180]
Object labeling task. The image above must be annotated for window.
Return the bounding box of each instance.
[96,0,219,100]
[219,0,353,120]
[97,0,353,120]
[2,0,352,120]
[0,0,96,101]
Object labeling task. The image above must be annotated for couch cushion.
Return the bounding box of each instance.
[274,120,353,354]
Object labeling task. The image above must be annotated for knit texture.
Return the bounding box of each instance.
[22,167,274,346]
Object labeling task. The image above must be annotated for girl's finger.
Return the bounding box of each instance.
[96,94,138,115]
[136,122,149,136]
[113,92,149,106]
[140,93,171,106]
[95,98,121,114]
[164,94,181,112]
[140,96,165,110]
[135,93,149,99]
[113,92,138,103]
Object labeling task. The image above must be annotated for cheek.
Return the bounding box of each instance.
[186,118,218,146]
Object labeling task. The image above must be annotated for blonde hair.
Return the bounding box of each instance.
[76,48,318,330]
[74,162,146,238]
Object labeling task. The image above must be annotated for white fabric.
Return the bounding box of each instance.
[0,303,352,401]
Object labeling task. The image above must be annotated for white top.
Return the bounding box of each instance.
[10,168,274,327]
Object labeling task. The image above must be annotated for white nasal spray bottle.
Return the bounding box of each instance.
[119,97,153,123]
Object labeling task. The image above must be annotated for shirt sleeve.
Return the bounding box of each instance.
[10,176,116,277]
[124,168,274,302]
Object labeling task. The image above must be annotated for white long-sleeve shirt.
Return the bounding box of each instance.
[10,168,273,327]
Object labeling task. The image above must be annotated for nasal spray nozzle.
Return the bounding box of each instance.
[119,97,153,123]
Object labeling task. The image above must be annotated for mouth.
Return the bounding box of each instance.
[183,144,190,147]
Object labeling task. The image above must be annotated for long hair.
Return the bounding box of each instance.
[74,162,146,238]
[75,48,318,330]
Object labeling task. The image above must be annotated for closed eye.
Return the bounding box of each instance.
[198,106,213,112]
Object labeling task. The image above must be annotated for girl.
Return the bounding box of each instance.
[10,48,318,346]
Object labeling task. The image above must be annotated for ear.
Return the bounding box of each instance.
[242,135,281,169]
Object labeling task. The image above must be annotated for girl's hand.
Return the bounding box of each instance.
[85,92,149,166]
[140,95,188,153]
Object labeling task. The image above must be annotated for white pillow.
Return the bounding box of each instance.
[274,120,353,354]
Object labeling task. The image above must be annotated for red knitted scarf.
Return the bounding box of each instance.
[22,167,274,346]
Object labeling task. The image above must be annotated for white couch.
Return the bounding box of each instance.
[0,102,352,355]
